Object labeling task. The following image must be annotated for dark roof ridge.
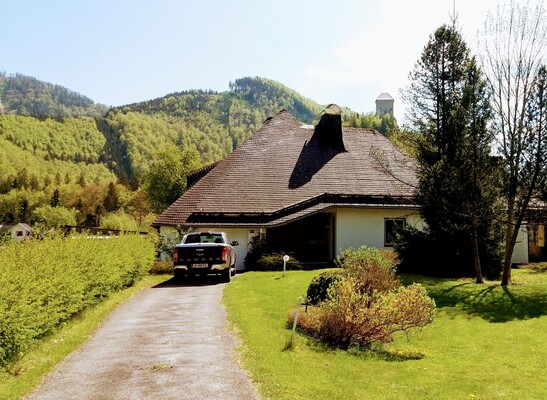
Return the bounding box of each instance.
[184,193,417,226]
[187,161,220,189]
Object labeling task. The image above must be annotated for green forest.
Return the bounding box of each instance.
[0,73,397,231]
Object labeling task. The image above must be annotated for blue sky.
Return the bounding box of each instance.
[2,0,506,121]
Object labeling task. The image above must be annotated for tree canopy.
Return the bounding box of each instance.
[143,144,202,213]
[401,23,502,280]
[480,0,547,285]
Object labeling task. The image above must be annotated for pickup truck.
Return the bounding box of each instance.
[173,231,238,282]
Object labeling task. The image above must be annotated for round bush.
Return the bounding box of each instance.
[306,269,344,305]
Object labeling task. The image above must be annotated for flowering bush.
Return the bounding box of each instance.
[291,246,436,349]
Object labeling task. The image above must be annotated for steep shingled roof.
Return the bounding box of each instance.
[153,109,418,228]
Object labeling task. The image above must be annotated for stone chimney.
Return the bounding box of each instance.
[312,104,346,151]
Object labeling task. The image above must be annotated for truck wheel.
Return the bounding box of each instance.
[174,269,185,282]
[221,268,231,283]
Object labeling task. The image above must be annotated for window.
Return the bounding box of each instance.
[384,218,406,247]
[16,231,24,237]
[184,233,224,244]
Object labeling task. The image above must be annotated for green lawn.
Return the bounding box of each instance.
[223,268,547,400]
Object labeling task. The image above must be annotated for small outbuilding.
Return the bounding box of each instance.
[0,223,32,242]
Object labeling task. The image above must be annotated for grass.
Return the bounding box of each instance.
[223,268,547,400]
[0,274,170,400]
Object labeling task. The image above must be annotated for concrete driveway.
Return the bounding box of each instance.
[26,278,259,400]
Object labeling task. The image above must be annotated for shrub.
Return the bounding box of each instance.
[287,306,320,334]
[149,260,174,275]
[0,233,155,368]
[256,252,303,271]
[290,245,436,349]
[31,205,77,228]
[528,262,547,273]
[395,226,502,279]
[245,234,304,271]
[244,234,267,270]
[306,269,344,305]
[338,247,400,296]
[100,210,139,231]
[315,280,435,349]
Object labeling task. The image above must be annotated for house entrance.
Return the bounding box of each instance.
[267,213,334,264]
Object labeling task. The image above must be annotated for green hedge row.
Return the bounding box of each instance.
[0,234,155,368]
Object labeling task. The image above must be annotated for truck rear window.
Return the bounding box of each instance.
[184,233,224,244]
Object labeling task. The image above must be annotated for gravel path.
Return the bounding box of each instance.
[26,278,259,400]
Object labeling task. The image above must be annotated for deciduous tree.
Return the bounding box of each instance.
[480,1,547,285]
[143,144,201,213]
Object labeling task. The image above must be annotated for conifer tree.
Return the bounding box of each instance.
[403,24,502,280]
[103,182,120,212]
[51,188,60,207]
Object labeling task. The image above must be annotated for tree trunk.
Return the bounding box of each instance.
[471,208,483,284]
[501,199,515,286]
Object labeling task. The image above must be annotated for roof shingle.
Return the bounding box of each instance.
[153,109,418,227]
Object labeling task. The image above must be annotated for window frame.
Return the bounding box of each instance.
[384,217,406,247]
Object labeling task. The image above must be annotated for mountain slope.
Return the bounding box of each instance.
[0,73,391,226]
[0,74,328,185]
[101,77,326,183]
[0,72,107,118]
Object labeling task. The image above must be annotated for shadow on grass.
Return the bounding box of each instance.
[304,337,425,361]
[401,274,547,323]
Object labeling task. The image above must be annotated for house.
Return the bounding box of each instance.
[0,223,32,242]
[153,106,423,270]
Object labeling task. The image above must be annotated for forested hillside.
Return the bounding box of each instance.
[0,73,107,118]
[0,73,402,231]
[104,77,325,183]
[0,74,335,229]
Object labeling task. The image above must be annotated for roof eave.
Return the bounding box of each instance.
[153,196,419,229]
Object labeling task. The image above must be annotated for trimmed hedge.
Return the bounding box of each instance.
[0,234,155,368]
[255,252,303,271]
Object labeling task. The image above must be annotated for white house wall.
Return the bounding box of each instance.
[210,227,250,271]
[333,207,423,257]
[159,208,422,270]
[511,225,529,265]
[11,225,30,242]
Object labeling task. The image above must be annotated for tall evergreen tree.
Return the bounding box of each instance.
[51,188,60,207]
[103,182,120,212]
[402,24,502,280]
